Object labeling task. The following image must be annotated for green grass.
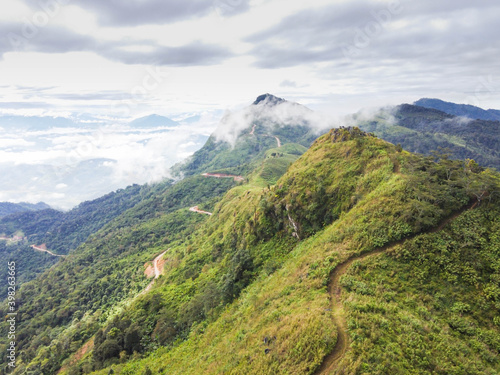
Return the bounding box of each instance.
[339,204,500,374]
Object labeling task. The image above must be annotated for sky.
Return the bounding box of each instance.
[0,0,499,119]
[0,0,499,209]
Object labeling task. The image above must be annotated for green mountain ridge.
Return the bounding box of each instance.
[415,98,500,121]
[357,103,500,170]
[1,96,499,375]
[0,202,50,218]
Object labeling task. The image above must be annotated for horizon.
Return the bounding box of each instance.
[1,0,499,208]
[1,94,498,211]
[0,1,499,118]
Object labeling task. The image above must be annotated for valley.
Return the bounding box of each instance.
[0,96,498,375]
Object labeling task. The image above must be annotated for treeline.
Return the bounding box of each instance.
[0,201,50,218]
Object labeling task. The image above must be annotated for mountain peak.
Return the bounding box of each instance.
[252,93,286,106]
[129,114,178,127]
[326,126,373,143]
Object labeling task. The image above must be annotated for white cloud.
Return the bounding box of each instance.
[213,97,336,145]
[0,115,214,208]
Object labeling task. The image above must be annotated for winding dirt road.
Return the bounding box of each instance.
[1,236,64,257]
[202,173,244,182]
[189,206,213,216]
[141,250,167,295]
[31,245,65,257]
[246,125,281,147]
[315,203,475,374]
[272,135,282,148]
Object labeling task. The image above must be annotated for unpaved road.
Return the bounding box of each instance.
[315,203,475,374]
[141,250,167,295]
[1,236,64,257]
[152,251,166,279]
[247,125,281,147]
[31,245,65,257]
[189,206,213,216]
[273,135,281,148]
[202,173,244,182]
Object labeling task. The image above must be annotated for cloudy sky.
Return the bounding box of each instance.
[1,0,499,209]
[0,0,499,119]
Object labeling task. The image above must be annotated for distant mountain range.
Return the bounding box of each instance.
[415,98,500,121]
[0,201,50,217]
[357,101,500,170]
[0,113,181,130]
[129,114,179,128]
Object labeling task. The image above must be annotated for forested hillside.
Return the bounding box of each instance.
[358,104,500,170]
[415,98,500,121]
[0,184,158,299]
[0,184,149,255]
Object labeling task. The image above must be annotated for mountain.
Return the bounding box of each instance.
[175,93,328,178]
[357,103,500,170]
[0,201,50,217]
[415,98,500,121]
[129,114,179,128]
[1,96,499,375]
[253,93,286,105]
[0,115,81,130]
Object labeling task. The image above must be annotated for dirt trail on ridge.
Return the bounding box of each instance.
[315,203,475,374]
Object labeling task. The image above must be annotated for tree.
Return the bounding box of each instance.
[124,324,142,354]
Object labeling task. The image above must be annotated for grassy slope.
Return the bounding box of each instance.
[89,128,499,374]
[177,121,318,178]
[340,204,500,374]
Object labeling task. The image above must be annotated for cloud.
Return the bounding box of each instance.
[101,41,233,66]
[279,80,298,88]
[0,137,35,148]
[1,20,234,66]
[244,0,500,72]
[20,0,251,27]
[212,97,336,145]
[0,116,215,209]
[51,90,129,101]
